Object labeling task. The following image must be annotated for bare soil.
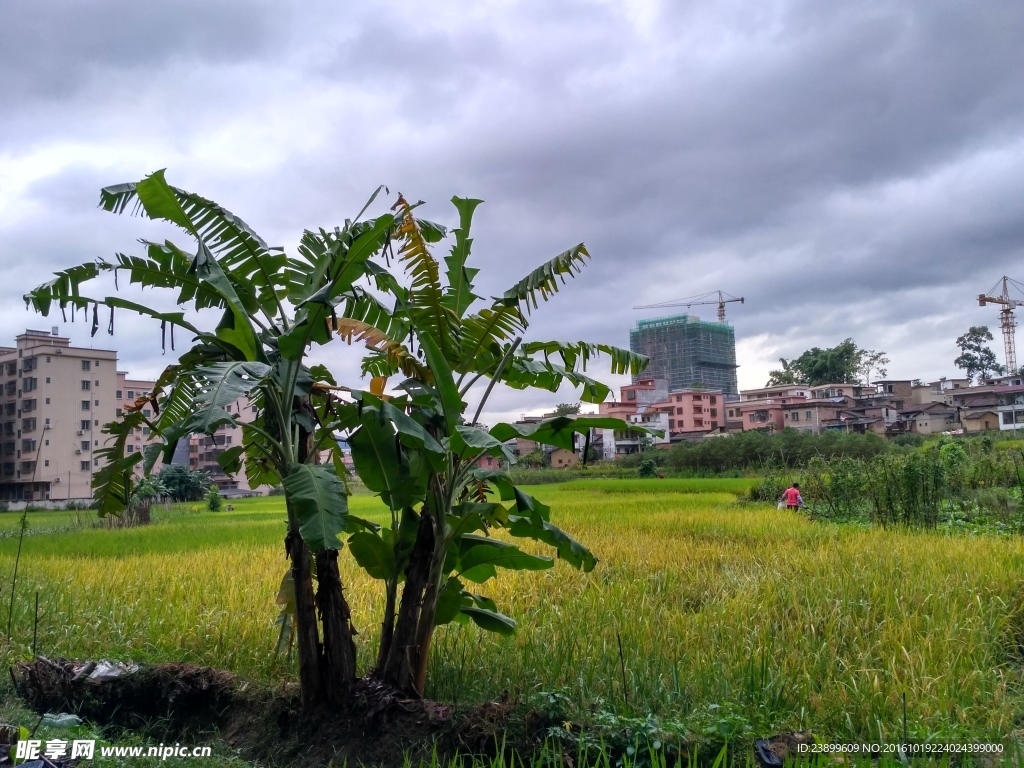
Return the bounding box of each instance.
[12,658,526,767]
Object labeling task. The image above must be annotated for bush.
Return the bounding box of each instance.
[637,459,658,478]
[206,487,222,512]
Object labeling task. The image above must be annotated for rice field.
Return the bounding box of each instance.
[0,479,1022,747]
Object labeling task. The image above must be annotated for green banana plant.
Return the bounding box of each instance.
[328,195,650,695]
[25,170,408,710]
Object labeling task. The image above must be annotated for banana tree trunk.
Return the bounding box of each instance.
[374,575,399,676]
[410,547,446,696]
[315,549,358,707]
[286,525,322,709]
[378,511,435,694]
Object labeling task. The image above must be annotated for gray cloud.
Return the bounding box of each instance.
[3,0,1024,417]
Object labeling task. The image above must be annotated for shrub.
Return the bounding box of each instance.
[206,487,222,512]
[637,459,658,478]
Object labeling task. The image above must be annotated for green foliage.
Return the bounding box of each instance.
[665,428,888,473]
[157,465,211,502]
[767,338,884,386]
[206,486,222,512]
[755,438,1024,532]
[517,450,546,469]
[954,325,1004,383]
[636,459,658,478]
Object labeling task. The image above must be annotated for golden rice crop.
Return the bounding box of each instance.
[0,480,1022,744]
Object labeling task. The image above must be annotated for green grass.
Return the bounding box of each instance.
[0,479,1021,751]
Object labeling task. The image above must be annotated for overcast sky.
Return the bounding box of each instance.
[3,0,1023,424]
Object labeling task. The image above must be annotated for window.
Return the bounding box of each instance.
[81,441,89,451]
[94,420,99,426]
[44,418,49,427]
[94,399,99,406]
[81,360,91,371]
[143,409,151,417]
[21,399,36,412]
[45,377,50,384]
[44,460,49,467]
[81,400,90,410]
[116,390,122,399]
[46,357,50,363]
[44,440,48,446]
[21,440,35,452]
[44,398,50,404]
[81,380,91,391]
[126,445,135,453]
[80,420,90,431]
[80,461,90,471]
[22,377,37,392]
[21,418,35,432]
[116,408,122,416]
[792,412,799,421]
[142,427,150,435]
[806,411,812,419]
[95,380,99,386]
[126,390,135,399]
[251,406,258,413]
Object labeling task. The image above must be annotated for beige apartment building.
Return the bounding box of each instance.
[0,328,269,503]
[0,330,120,501]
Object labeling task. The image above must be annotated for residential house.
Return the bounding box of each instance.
[898,401,960,435]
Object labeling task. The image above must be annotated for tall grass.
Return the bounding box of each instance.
[0,481,1022,748]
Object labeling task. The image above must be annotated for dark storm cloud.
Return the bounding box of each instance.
[0,0,284,102]
[3,0,1024,409]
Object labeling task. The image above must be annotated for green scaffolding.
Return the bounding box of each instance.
[629,313,738,394]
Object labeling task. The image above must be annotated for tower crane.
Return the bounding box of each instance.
[633,290,745,323]
[979,276,1024,375]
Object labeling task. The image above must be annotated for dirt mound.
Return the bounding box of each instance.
[12,658,522,768]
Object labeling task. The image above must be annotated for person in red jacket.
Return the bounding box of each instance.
[780,482,804,509]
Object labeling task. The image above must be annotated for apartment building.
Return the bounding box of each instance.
[117,374,163,479]
[0,330,119,501]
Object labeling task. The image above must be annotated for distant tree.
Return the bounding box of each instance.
[911,378,924,386]
[954,326,1005,383]
[766,358,803,386]
[157,465,211,502]
[767,339,887,388]
[518,449,547,468]
[552,403,581,416]
[856,349,890,385]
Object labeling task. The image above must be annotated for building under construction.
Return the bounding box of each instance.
[629,314,739,394]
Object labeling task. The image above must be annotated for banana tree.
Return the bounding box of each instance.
[24,170,411,709]
[329,195,649,695]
